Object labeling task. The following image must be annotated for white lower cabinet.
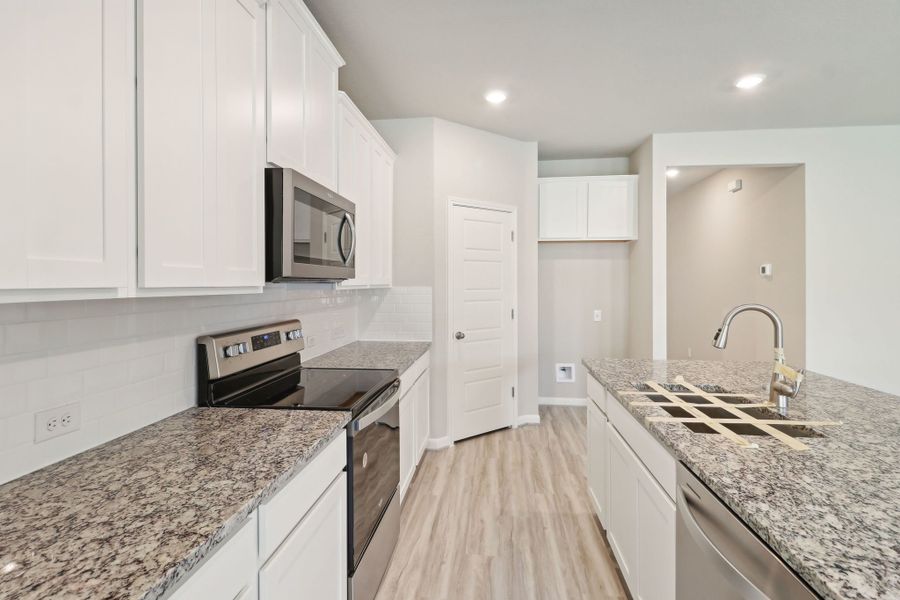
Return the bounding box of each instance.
[586,396,609,528]
[605,422,676,600]
[170,432,347,600]
[259,473,348,600]
[399,386,416,502]
[398,353,430,502]
[607,425,639,590]
[167,513,258,600]
[635,462,676,600]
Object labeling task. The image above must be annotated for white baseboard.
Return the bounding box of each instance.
[516,414,541,426]
[539,396,588,407]
[425,436,453,450]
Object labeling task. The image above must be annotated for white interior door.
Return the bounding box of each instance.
[450,203,517,442]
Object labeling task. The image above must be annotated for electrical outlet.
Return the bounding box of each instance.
[34,402,81,443]
[306,335,318,348]
[593,309,602,322]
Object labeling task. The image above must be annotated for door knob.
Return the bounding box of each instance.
[455,331,466,340]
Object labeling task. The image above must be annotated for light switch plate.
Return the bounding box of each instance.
[593,309,602,322]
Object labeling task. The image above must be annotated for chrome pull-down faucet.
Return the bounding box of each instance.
[712,304,804,415]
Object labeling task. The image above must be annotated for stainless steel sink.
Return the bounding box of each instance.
[633,383,823,438]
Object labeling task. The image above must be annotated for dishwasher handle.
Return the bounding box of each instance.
[678,484,769,600]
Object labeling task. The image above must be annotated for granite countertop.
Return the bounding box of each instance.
[582,358,900,600]
[304,340,431,374]
[0,408,349,600]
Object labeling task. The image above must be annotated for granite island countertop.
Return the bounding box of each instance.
[0,408,349,600]
[582,358,900,600]
[304,340,431,373]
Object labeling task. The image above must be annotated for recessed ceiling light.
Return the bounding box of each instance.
[666,168,680,178]
[735,74,766,90]
[484,90,507,105]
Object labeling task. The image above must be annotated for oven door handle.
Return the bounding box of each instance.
[351,387,400,436]
[677,485,768,600]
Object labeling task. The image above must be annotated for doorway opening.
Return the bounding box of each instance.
[666,165,806,364]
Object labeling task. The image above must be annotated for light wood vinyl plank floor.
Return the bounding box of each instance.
[375,405,628,600]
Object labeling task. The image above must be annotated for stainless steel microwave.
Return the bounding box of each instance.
[265,168,356,282]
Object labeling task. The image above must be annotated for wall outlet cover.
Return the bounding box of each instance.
[555,363,575,383]
[35,402,81,443]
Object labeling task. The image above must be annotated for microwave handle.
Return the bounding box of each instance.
[342,213,356,265]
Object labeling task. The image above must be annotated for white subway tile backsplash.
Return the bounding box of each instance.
[0,284,432,484]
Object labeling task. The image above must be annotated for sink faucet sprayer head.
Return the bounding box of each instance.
[712,325,729,349]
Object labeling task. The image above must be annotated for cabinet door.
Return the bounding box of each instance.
[338,103,371,288]
[140,0,264,288]
[259,473,347,600]
[399,389,416,502]
[303,35,338,189]
[370,146,394,287]
[606,424,638,592]
[538,180,586,239]
[636,461,676,600]
[415,371,430,464]
[586,178,637,239]
[587,400,608,528]
[0,0,131,290]
[266,0,307,172]
[169,514,258,600]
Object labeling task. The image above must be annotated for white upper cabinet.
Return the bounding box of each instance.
[538,180,586,239]
[0,0,133,292]
[539,175,638,241]
[337,93,395,289]
[266,0,343,190]
[139,0,266,289]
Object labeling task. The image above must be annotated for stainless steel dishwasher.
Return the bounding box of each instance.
[676,463,820,599]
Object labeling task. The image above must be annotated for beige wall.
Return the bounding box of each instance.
[667,167,805,364]
[651,126,900,395]
[538,157,630,178]
[370,118,435,287]
[539,243,630,398]
[627,139,654,358]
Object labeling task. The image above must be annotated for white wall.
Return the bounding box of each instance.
[628,139,654,358]
[539,243,630,399]
[650,125,900,394]
[0,285,363,484]
[433,119,540,432]
[374,117,539,440]
[667,166,805,364]
[538,157,630,177]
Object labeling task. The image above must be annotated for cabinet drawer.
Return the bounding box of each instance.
[607,396,676,499]
[586,374,607,415]
[167,514,257,600]
[258,431,347,562]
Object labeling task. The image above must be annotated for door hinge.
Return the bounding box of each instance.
[511,231,515,242]
[511,308,515,320]
[512,386,515,398]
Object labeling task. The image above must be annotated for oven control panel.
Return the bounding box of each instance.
[197,320,305,380]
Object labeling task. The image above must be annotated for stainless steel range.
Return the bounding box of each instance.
[197,320,400,600]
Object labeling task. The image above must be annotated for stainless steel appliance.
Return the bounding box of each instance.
[265,168,356,281]
[676,462,819,599]
[197,320,400,600]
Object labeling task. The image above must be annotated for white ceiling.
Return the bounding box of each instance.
[305,0,900,159]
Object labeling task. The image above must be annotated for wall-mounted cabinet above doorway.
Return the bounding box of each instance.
[538,175,638,241]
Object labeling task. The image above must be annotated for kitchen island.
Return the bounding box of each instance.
[583,358,900,600]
